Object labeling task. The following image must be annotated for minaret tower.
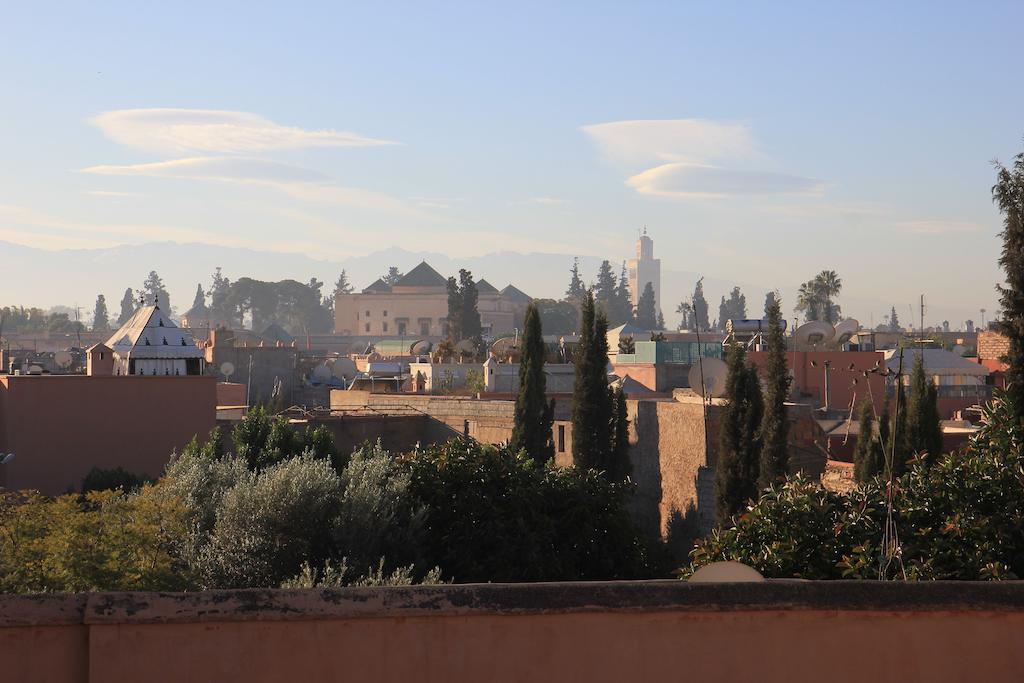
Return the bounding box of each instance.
[627,226,661,315]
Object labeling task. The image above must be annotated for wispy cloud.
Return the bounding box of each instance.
[895,220,986,235]
[0,204,239,248]
[91,108,397,154]
[84,190,143,198]
[582,119,756,166]
[81,156,427,217]
[627,162,823,199]
[582,118,818,198]
[512,196,570,206]
[83,156,329,183]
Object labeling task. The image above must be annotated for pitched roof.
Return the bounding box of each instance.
[395,261,448,288]
[362,278,392,293]
[476,279,499,295]
[500,284,531,303]
[104,305,204,359]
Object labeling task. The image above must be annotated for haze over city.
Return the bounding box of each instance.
[3,1,1022,325]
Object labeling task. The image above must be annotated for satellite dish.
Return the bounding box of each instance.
[795,321,836,347]
[0,453,14,465]
[490,337,519,359]
[411,340,432,355]
[219,361,235,379]
[833,319,860,346]
[688,357,728,398]
[27,365,43,375]
[311,364,332,383]
[54,351,73,368]
[331,357,357,380]
[688,561,765,583]
[455,339,477,356]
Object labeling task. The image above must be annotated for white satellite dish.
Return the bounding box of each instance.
[0,453,14,465]
[688,357,729,398]
[795,321,836,347]
[490,337,519,359]
[54,351,73,368]
[411,340,432,355]
[27,365,43,375]
[833,319,860,346]
[312,364,333,383]
[688,561,765,583]
[219,361,235,379]
[455,338,477,356]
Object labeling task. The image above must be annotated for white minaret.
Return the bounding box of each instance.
[627,227,661,315]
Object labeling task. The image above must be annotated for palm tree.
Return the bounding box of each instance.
[795,281,819,322]
[814,270,842,323]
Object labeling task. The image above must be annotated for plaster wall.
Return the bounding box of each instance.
[0,375,216,494]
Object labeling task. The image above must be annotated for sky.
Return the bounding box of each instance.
[2,1,1022,327]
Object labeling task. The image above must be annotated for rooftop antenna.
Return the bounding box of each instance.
[980,308,987,329]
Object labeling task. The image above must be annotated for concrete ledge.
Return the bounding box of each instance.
[4,581,1024,627]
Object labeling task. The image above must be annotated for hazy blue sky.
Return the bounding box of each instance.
[2,1,1022,325]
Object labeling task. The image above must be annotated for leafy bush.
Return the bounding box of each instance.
[689,390,1024,580]
[403,439,649,582]
[195,455,343,588]
[0,488,189,592]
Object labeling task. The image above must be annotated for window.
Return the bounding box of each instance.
[383,310,388,317]
[558,425,565,453]
[397,322,407,335]
[383,322,389,333]
[420,320,430,336]
[365,323,370,332]
[463,420,470,437]
[365,310,371,317]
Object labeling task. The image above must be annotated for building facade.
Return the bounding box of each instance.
[334,262,530,338]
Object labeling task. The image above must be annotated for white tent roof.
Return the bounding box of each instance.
[104,305,204,360]
[884,348,988,376]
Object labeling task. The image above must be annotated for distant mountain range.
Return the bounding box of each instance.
[0,240,901,328]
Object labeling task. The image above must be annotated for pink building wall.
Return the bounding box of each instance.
[0,375,217,494]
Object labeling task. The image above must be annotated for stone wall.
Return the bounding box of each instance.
[331,390,826,546]
[4,582,1024,683]
[978,330,1010,362]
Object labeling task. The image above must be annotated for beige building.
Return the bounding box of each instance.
[334,262,530,337]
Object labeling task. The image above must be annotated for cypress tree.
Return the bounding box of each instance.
[890,381,910,477]
[92,294,110,332]
[614,262,635,326]
[636,282,657,329]
[571,290,614,475]
[566,257,585,302]
[852,399,884,483]
[994,151,1024,418]
[607,385,631,482]
[510,302,554,462]
[905,353,943,465]
[446,276,462,342]
[715,344,764,524]
[117,288,135,325]
[876,397,892,479]
[458,269,483,351]
[692,279,710,332]
[572,290,598,469]
[758,295,791,489]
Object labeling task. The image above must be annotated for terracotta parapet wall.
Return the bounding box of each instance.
[5,582,1024,682]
